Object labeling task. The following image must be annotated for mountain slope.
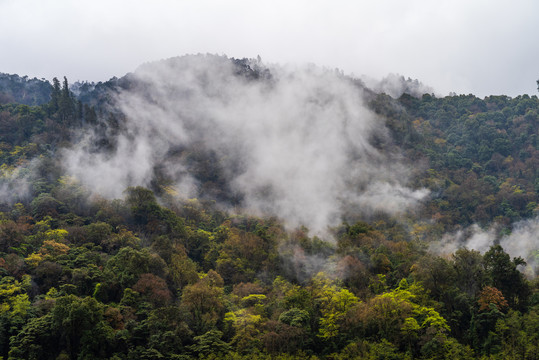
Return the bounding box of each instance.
[0,55,537,359]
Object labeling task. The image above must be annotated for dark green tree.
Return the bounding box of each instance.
[51,295,118,359]
[58,76,75,123]
[8,314,59,360]
[49,77,61,113]
[483,245,530,311]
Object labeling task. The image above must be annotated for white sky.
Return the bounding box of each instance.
[1,0,538,97]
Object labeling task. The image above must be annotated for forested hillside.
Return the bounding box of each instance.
[0,55,538,359]
[0,74,52,106]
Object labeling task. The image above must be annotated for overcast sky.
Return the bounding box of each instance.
[1,0,538,97]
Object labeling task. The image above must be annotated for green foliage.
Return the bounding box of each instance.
[181,270,225,335]
[8,314,58,359]
[102,247,167,302]
[0,275,31,320]
[399,93,539,227]
[0,66,538,359]
[0,73,52,106]
[278,308,310,328]
[189,329,231,357]
[311,273,359,341]
[483,245,530,310]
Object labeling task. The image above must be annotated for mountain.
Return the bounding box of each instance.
[0,54,537,359]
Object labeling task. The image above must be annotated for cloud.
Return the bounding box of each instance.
[431,224,496,256]
[361,73,436,98]
[0,160,36,206]
[431,219,539,277]
[352,182,431,215]
[500,218,539,277]
[62,55,428,234]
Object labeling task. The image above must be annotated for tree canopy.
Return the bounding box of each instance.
[0,57,538,359]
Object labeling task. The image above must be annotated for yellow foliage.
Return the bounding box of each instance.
[161,185,180,197]
[45,287,59,299]
[39,239,70,257]
[401,317,420,333]
[312,272,359,339]
[25,252,43,267]
[503,155,514,165]
[57,175,80,186]
[410,222,430,241]
[0,163,16,176]
[33,218,52,232]
[434,138,446,145]
[44,229,68,242]
[232,308,263,328]
[371,280,450,334]
[0,276,31,317]
[10,293,30,318]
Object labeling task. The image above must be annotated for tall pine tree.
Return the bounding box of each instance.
[49,77,61,113]
[58,76,75,124]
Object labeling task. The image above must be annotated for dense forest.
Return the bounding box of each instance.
[0,55,538,359]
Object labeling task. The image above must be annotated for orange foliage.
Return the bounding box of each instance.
[478,286,508,311]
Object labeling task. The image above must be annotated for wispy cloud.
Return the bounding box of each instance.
[431,218,539,277]
[63,55,428,234]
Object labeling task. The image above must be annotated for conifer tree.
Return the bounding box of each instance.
[49,77,61,113]
[58,76,75,123]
